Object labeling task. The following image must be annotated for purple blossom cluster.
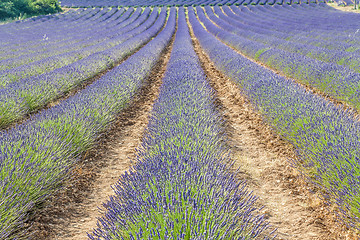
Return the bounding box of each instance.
[90,8,273,239]
[189,6,360,229]
[0,7,175,239]
[0,7,166,128]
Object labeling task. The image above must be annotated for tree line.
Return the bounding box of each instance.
[0,0,62,20]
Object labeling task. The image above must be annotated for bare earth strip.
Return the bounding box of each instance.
[28,35,175,239]
[327,3,360,13]
[190,25,359,239]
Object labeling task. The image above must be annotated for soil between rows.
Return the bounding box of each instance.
[26,31,175,239]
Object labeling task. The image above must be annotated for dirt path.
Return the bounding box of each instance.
[28,36,174,240]
[327,2,360,13]
[190,25,359,239]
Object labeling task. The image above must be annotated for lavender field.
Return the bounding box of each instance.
[1,1,360,239]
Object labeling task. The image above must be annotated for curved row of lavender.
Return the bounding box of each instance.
[0,8,150,84]
[59,0,324,7]
[228,5,360,58]
[0,8,137,68]
[0,8,143,81]
[0,8,103,49]
[189,6,360,229]
[225,5,360,48]
[0,7,174,240]
[0,8,127,62]
[0,8,145,59]
[208,5,358,61]
[197,5,360,112]
[0,7,165,128]
[90,8,273,240]
[232,4,359,34]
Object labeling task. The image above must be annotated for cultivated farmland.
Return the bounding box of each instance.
[1,1,360,239]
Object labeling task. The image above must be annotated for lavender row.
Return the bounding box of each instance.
[0,8,102,49]
[0,9,99,58]
[189,6,360,230]
[228,5,360,48]
[0,8,147,83]
[239,4,358,32]
[0,8,125,60]
[1,7,104,41]
[0,8,122,59]
[0,8,133,71]
[0,8,132,66]
[217,5,360,75]
[222,5,344,48]
[0,7,164,129]
[0,7,175,240]
[0,6,89,32]
[197,6,360,111]
[0,8,111,58]
[90,8,272,239]
[220,5,354,51]
[220,5,360,53]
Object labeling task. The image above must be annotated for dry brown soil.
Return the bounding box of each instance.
[327,2,360,13]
